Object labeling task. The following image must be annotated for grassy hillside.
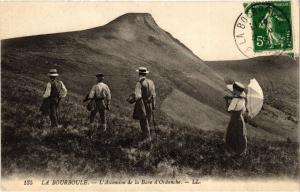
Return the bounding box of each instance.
[1,80,298,178]
[1,13,224,113]
[1,13,299,178]
[208,56,299,116]
[207,57,299,142]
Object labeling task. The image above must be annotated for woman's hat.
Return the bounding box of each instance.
[233,81,245,92]
[48,69,59,77]
[136,67,149,74]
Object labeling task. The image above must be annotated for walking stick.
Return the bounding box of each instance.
[151,107,158,141]
[106,106,110,132]
[152,110,156,129]
[56,98,61,127]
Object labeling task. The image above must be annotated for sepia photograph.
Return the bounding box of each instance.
[0,1,299,191]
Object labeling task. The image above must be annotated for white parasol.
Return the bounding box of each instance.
[247,78,264,118]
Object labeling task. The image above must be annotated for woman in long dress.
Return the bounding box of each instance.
[224,82,247,156]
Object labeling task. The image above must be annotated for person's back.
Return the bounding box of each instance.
[86,73,111,133]
[133,67,156,147]
[50,79,63,99]
[42,69,67,128]
[140,78,155,103]
[92,82,111,100]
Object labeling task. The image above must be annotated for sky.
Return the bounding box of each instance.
[0,1,299,61]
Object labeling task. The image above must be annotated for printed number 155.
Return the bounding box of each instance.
[24,180,33,185]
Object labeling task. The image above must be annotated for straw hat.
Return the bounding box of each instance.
[48,69,59,77]
[233,82,245,92]
[136,67,149,74]
[226,81,245,92]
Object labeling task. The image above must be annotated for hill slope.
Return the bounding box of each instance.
[207,57,299,141]
[1,13,225,124]
[2,13,297,141]
[208,56,299,116]
[1,13,299,177]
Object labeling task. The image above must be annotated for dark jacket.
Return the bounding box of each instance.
[133,99,147,120]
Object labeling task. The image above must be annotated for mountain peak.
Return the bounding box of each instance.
[112,13,155,23]
[105,12,160,31]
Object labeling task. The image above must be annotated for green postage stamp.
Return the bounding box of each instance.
[245,1,293,52]
[234,1,294,58]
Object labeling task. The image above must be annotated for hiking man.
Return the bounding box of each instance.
[42,69,67,128]
[84,73,111,131]
[133,67,156,144]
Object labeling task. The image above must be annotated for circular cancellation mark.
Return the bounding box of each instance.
[233,2,293,59]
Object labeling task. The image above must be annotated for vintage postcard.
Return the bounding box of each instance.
[0,1,299,191]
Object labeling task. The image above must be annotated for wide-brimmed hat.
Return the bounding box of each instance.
[48,69,59,77]
[226,81,245,92]
[96,73,104,77]
[233,81,245,92]
[136,67,149,74]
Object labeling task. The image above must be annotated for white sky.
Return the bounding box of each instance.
[0,1,299,61]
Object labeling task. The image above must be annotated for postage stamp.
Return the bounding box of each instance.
[234,1,294,58]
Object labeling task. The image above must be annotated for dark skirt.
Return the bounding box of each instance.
[225,111,247,155]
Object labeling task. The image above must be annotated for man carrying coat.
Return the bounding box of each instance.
[84,73,111,131]
[133,67,156,144]
[42,69,67,128]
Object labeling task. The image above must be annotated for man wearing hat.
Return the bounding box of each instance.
[43,69,67,128]
[134,67,156,144]
[85,73,111,131]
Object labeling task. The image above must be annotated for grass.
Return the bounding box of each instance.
[1,15,299,179]
[208,57,299,117]
[1,75,299,179]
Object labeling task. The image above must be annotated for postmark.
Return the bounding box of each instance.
[233,1,294,59]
